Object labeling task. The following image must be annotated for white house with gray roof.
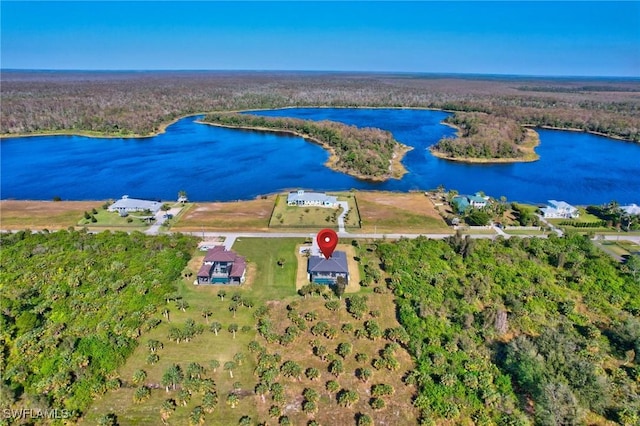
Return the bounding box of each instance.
[108,195,162,215]
[287,190,338,207]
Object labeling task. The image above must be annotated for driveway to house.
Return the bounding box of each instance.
[536,214,564,237]
[336,201,349,233]
[145,206,184,235]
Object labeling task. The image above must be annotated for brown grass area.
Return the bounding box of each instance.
[172,197,276,231]
[0,200,102,230]
[252,293,419,426]
[295,244,361,293]
[355,191,449,233]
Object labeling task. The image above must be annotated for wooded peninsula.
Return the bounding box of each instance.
[202,112,410,181]
[431,112,540,163]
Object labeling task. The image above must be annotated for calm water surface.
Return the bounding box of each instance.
[1,108,638,204]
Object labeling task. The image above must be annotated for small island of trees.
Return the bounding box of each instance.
[431,112,540,162]
[202,112,410,181]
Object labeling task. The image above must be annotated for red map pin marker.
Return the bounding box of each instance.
[316,228,338,259]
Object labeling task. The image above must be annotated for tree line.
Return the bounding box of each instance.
[2,71,638,142]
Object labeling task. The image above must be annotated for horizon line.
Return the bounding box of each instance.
[2,68,639,80]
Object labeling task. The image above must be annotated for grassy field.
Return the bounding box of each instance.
[172,197,276,232]
[77,208,150,228]
[269,193,361,230]
[355,191,449,233]
[0,200,105,230]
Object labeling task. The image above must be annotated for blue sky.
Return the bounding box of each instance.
[1,1,638,76]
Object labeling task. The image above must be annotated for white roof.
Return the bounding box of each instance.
[621,204,640,215]
[287,191,337,204]
[548,200,577,210]
[109,196,162,212]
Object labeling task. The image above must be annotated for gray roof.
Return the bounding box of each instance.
[307,251,349,274]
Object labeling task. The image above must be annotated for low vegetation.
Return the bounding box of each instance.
[0,230,197,419]
[203,112,409,181]
[377,233,640,424]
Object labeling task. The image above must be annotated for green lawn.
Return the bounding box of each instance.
[269,194,360,229]
[78,209,150,228]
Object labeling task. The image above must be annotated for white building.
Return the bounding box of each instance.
[621,204,640,216]
[108,195,162,215]
[540,200,579,219]
[287,190,338,207]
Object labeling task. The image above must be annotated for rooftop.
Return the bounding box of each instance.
[308,251,349,274]
[287,190,337,205]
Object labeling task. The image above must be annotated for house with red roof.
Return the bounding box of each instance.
[197,246,246,285]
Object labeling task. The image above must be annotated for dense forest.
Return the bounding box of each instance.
[203,112,407,180]
[1,71,638,142]
[0,230,197,420]
[377,234,640,425]
[431,112,535,161]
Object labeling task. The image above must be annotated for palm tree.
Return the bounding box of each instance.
[229,302,239,318]
[177,389,191,407]
[160,399,176,424]
[188,406,205,426]
[133,386,151,403]
[337,389,359,407]
[226,393,239,408]
[233,352,245,366]
[228,323,239,339]
[202,391,218,413]
[209,359,220,373]
[132,369,147,385]
[186,362,205,380]
[224,361,237,378]
[201,308,213,324]
[218,289,226,301]
[161,364,183,392]
[147,339,162,353]
[176,299,189,312]
[210,321,222,336]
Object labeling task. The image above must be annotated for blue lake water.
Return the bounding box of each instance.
[1,108,639,205]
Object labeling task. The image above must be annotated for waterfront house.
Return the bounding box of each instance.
[540,200,580,219]
[451,193,489,214]
[108,195,162,215]
[307,251,349,285]
[197,246,246,285]
[287,190,338,207]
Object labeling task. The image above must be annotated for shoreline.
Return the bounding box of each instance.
[2,106,636,144]
[197,120,412,182]
[429,127,541,164]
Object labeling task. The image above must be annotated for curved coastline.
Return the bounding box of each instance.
[1,106,636,145]
[197,120,412,182]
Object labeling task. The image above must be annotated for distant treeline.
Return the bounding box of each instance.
[1,71,639,142]
[431,112,528,160]
[203,112,404,180]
